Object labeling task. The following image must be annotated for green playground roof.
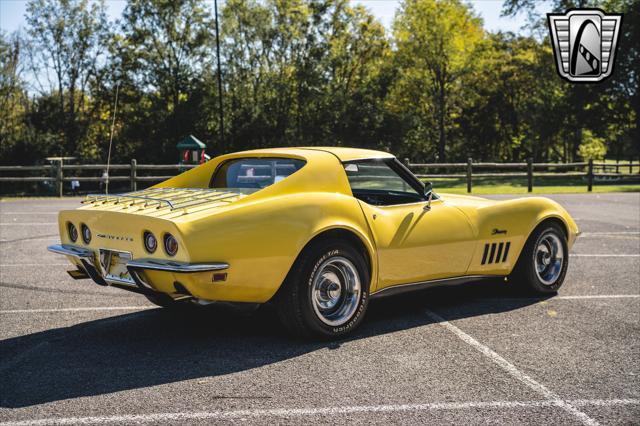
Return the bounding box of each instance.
[177,135,206,150]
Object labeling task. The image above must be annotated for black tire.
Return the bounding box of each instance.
[276,239,370,339]
[510,222,569,294]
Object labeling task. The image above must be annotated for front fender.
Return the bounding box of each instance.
[461,196,578,275]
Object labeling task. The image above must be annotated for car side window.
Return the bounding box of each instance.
[344,159,424,206]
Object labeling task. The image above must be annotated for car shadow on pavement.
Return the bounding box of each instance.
[0,281,549,408]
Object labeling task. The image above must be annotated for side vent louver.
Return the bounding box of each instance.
[481,241,510,265]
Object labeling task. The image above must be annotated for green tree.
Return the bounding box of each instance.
[598,0,638,160]
[0,32,28,164]
[389,0,484,161]
[220,0,389,151]
[115,0,214,162]
[293,0,390,148]
[25,0,110,155]
[578,129,607,160]
[459,32,566,162]
[502,0,637,161]
[1,0,635,169]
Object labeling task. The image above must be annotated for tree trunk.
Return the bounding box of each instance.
[437,80,446,162]
[573,127,582,162]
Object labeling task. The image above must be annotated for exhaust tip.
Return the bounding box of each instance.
[173,281,192,296]
[67,269,89,280]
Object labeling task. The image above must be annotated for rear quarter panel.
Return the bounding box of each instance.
[177,192,376,303]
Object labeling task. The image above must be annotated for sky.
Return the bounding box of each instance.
[0,0,543,35]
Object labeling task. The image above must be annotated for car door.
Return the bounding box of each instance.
[345,159,476,292]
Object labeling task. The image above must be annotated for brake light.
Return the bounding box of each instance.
[81,224,91,244]
[163,233,178,256]
[144,231,157,253]
[68,223,78,242]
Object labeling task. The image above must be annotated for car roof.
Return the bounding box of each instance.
[302,147,395,161]
[228,147,395,162]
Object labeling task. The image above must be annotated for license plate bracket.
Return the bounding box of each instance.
[99,249,134,285]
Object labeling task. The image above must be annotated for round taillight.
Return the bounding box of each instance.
[68,223,78,242]
[81,224,91,244]
[144,231,157,253]
[163,233,178,256]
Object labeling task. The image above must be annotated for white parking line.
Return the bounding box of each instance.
[0,236,58,243]
[0,223,57,225]
[572,254,640,257]
[1,399,636,425]
[556,294,640,300]
[0,306,153,314]
[487,294,640,302]
[570,398,639,406]
[0,212,58,215]
[580,231,639,236]
[424,309,599,426]
[0,264,69,267]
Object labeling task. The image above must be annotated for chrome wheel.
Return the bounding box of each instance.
[311,256,361,326]
[534,232,564,286]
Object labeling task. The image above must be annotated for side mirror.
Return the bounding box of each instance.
[424,181,433,211]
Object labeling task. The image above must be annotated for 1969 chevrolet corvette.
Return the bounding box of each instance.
[48,147,578,338]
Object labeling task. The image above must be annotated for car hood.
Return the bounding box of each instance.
[439,192,495,208]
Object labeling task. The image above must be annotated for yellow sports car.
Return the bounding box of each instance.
[48,148,578,338]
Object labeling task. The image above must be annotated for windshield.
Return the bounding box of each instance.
[210,157,306,192]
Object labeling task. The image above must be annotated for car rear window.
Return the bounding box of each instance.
[210,158,306,191]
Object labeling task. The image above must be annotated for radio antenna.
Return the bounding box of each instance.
[105,81,120,194]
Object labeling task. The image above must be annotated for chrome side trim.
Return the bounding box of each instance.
[47,244,94,259]
[369,275,503,299]
[127,258,229,273]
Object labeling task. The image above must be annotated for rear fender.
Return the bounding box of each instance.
[180,192,374,303]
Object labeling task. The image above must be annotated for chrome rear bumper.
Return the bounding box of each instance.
[47,244,94,260]
[48,244,108,286]
[47,244,229,297]
[47,244,228,273]
[127,258,229,273]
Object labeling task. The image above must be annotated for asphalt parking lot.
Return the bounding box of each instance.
[0,193,638,425]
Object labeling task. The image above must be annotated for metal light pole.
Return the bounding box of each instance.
[213,0,224,151]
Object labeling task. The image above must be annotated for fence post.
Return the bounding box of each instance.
[527,158,533,193]
[130,159,137,192]
[466,157,472,193]
[587,159,594,192]
[404,158,410,167]
[55,159,63,197]
[630,159,634,174]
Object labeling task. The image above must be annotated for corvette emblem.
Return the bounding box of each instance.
[97,233,133,242]
[547,9,622,83]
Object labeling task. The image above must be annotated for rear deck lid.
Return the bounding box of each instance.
[79,187,247,219]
